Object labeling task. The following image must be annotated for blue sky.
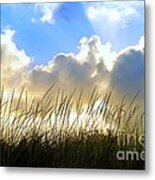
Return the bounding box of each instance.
[1,1,144,66]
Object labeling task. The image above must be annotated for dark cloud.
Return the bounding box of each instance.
[109,46,144,102]
[1,28,144,105]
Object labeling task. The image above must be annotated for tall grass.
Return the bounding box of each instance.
[0,85,145,169]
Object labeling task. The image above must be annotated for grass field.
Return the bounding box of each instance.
[0,85,145,169]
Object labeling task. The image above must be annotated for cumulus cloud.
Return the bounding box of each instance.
[1,28,32,90]
[25,35,110,98]
[34,3,62,24]
[1,28,144,104]
[85,1,143,27]
[108,36,144,101]
[77,35,116,71]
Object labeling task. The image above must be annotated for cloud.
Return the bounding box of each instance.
[1,28,32,90]
[25,35,110,98]
[34,3,62,24]
[1,28,144,104]
[85,1,143,27]
[108,36,144,101]
[77,35,116,71]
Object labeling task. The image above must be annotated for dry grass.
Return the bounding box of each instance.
[0,85,145,169]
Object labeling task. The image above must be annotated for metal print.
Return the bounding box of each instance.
[0,1,145,169]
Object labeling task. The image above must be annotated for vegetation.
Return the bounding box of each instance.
[0,85,145,169]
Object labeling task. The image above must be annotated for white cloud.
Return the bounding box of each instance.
[77,35,116,71]
[1,28,144,103]
[85,1,143,27]
[138,36,144,50]
[24,35,144,103]
[34,3,62,24]
[1,28,32,90]
[25,35,110,97]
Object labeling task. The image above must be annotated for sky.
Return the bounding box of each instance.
[1,1,145,102]
[1,1,144,66]
[1,2,94,65]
